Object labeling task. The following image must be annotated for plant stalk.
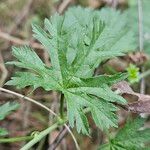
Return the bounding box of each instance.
[21,122,59,150]
[138,0,145,94]
[0,136,33,143]
[60,93,65,119]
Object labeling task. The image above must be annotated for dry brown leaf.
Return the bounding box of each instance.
[112,81,150,113]
[127,52,149,65]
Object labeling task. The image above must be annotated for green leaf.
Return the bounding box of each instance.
[0,128,8,136]
[6,72,60,91]
[64,73,127,134]
[32,14,69,82]
[63,7,136,79]
[6,46,62,91]
[77,73,127,88]
[7,7,135,134]
[100,117,150,150]
[65,90,119,132]
[65,93,90,135]
[8,46,46,73]
[0,102,19,120]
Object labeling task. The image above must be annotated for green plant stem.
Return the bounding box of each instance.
[60,93,64,119]
[0,136,33,143]
[21,107,84,150]
[21,122,60,150]
[0,88,79,150]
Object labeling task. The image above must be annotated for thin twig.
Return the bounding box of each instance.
[112,0,118,8]
[138,0,145,94]
[64,124,80,150]
[138,0,144,52]
[0,87,57,116]
[0,87,80,150]
[0,30,43,49]
[8,0,34,34]
[48,92,58,145]
[58,0,73,14]
[49,127,68,150]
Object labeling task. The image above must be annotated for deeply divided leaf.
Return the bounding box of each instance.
[7,7,136,134]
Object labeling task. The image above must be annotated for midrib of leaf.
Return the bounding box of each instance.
[45,16,70,87]
[52,17,64,85]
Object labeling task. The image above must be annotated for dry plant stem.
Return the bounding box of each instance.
[0,30,43,49]
[0,87,80,150]
[49,127,68,150]
[8,0,33,34]
[58,0,73,14]
[112,0,118,8]
[140,67,145,94]
[64,124,80,150]
[138,0,145,94]
[49,92,58,145]
[0,87,57,116]
[138,0,144,52]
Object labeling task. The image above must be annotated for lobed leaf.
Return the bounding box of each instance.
[7,7,136,134]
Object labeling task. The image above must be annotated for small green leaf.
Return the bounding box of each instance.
[0,102,19,120]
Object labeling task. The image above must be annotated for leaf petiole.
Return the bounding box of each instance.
[60,93,65,119]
